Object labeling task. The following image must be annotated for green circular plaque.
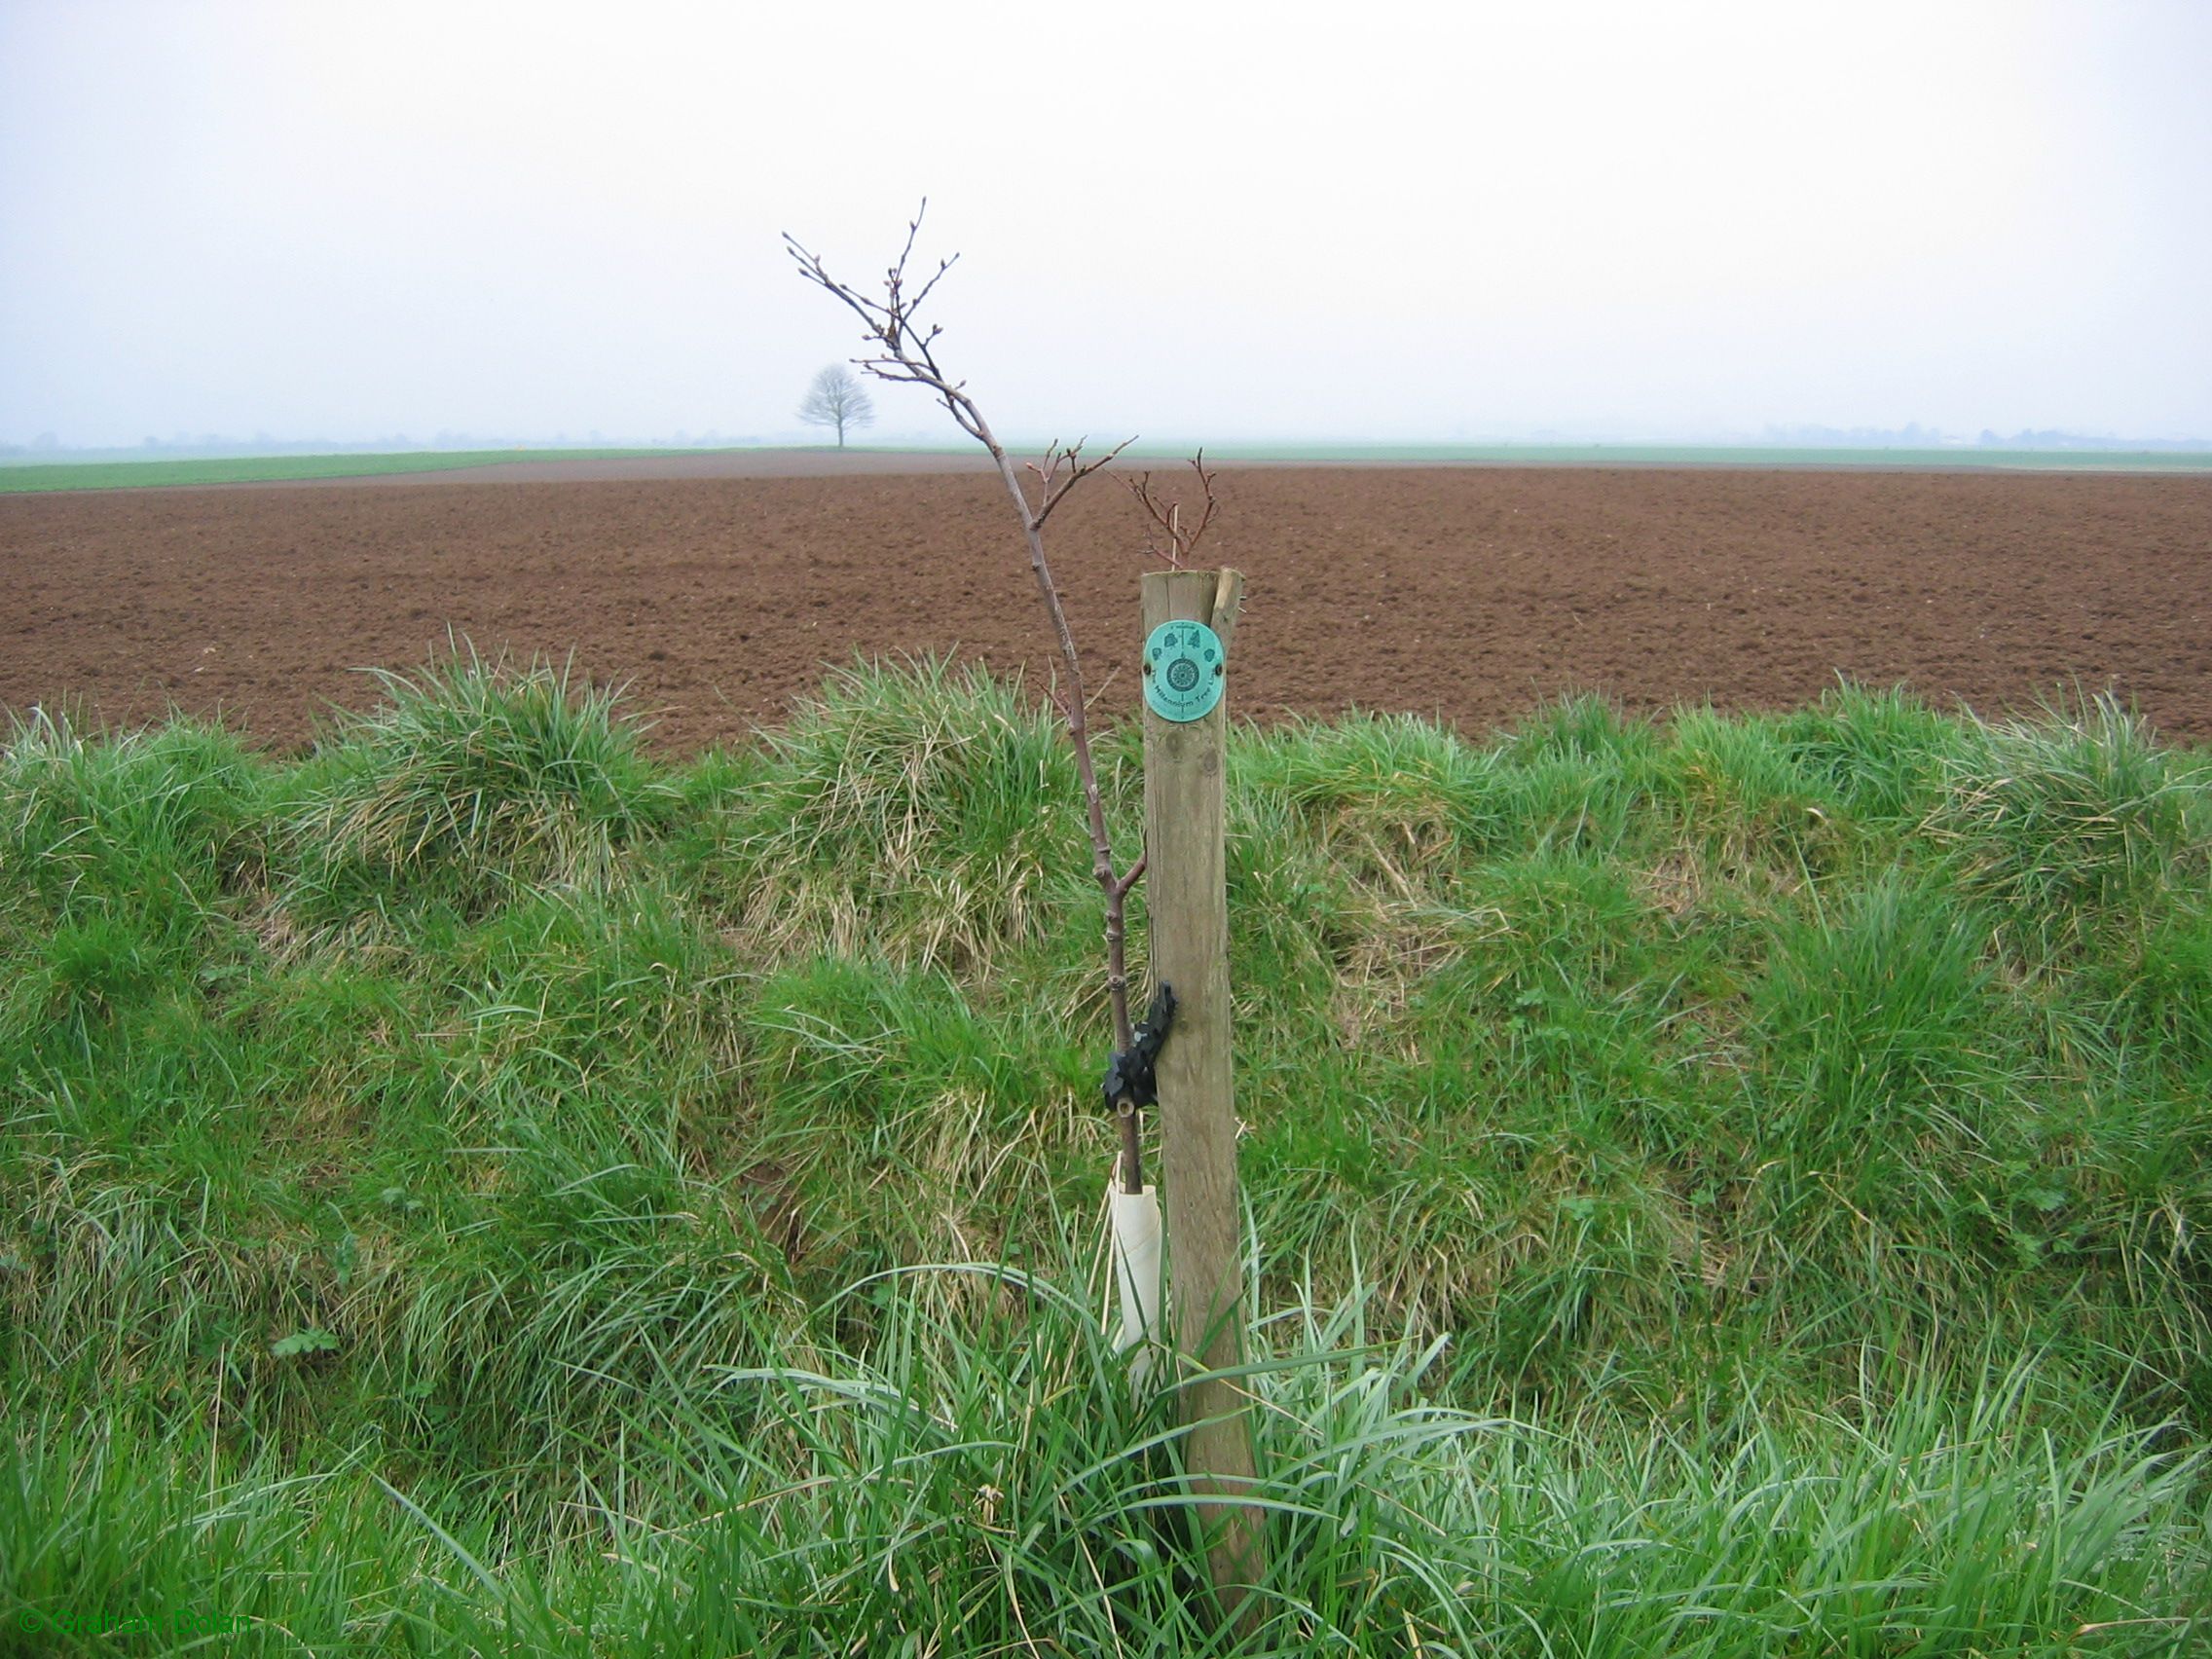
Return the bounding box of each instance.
[1142,620,1226,722]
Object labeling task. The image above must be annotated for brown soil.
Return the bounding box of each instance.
[4,464,2208,754]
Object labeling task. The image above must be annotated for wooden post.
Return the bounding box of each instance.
[1141,567,1265,1613]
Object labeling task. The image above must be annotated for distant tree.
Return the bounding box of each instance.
[796,364,875,448]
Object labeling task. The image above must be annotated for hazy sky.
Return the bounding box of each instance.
[4,0,2208,448]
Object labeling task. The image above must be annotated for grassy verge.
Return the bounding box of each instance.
[0,449,685,493]
[3,655,2207,1653]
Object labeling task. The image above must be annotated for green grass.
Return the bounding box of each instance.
[4,656,2208,1653]
[8,445,2205,493]
[1113,443,2212,471]
[0,449,686,493]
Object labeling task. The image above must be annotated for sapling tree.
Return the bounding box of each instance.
[789,210,1266,1617]
[785,203,1188,1194]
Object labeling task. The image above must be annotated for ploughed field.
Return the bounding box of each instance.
[5,460,2208,750]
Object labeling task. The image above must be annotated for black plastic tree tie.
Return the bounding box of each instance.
[1103,982,1176,1115]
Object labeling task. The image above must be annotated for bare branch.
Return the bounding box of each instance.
[906,256,958,316]
[1124,449,1220,570]
[1035,436,1136,529]
[1179,449,1221,556]
[1126,474,1179,569]
[1112,853,1148,900]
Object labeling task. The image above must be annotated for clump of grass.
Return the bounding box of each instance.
[683,656,1093,973]
[1663,704,1860,880]
[280,645,674,927]
[1746,870,2017,1219]
[0,711,259,1032]
[1234,711,1508,886]
[1928,693,2209,959]
[0,709,258,903]
[2108,894,2212,1069]
[1777,680,1964,826]
[1496,692,1664,856]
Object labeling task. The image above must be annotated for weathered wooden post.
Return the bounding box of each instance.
[1141,566,1266,1611]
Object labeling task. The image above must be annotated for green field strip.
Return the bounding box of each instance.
[0,447,688,493]
[1111,442,2212,471]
